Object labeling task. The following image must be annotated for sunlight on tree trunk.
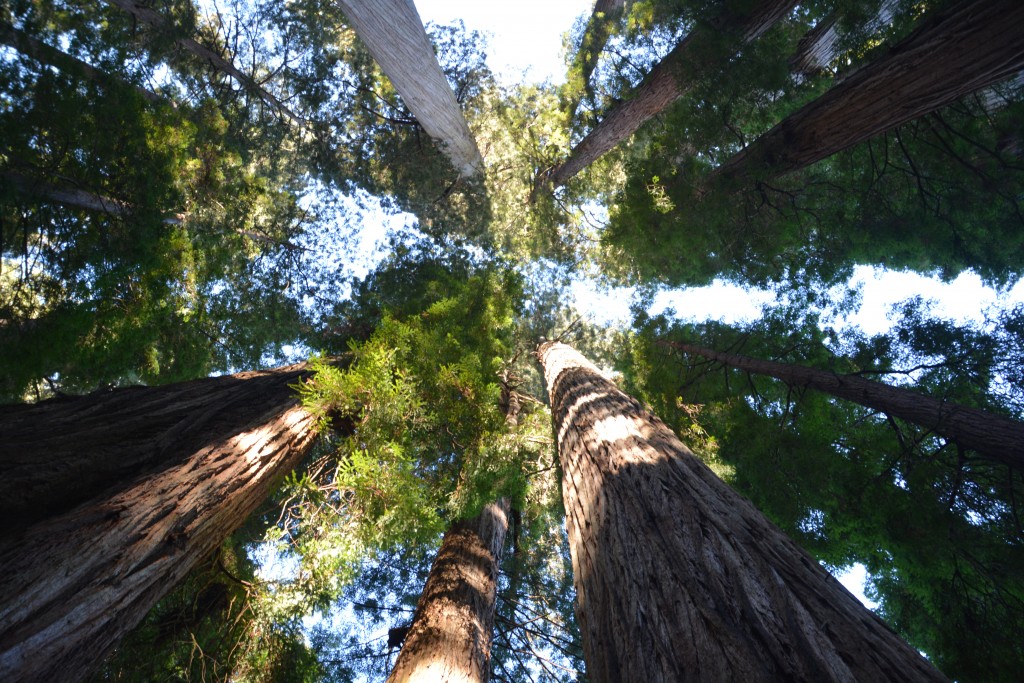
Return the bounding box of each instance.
[0,365,318,683]
[539,341,947,682]
[338,0,484,178]
[386,500,510,683]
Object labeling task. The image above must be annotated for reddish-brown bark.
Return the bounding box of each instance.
[549,0,797,188]
[716,0,1024,183]
[664,341,1024,471]
[386,500,510,683]
[539,341,947,682]
[0,364,318,683]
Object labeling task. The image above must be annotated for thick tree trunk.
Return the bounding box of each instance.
[716,0,1024,183]
[337,0,484,178]
[0,364,318,683]
[386,499,510,683]
[0,21,164,103]
[665,341,1024,471]
[102,0,303,124]
[538,341,947,683]
[549,0,797,188]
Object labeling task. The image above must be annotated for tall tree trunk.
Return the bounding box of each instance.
[565,0,632,122]
[789,0,899,79]
[337,0,484,178]
[2,171,184,224]
[102,0,303,124]
[386,370,521,682]
[548,0,797,188]
[538,341,947,682]
[0,21,165,103]
[715,0,1024,184]
[386,499,510,683]
[663,340,1024,471]
[0,364,319,683]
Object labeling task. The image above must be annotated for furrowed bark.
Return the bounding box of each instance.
[0,364,318,683]
[338,0,484,178]
[789,0,898,78]
[386,499,510,683]
[0,21,165,103]
[386,369,521,682]
[538,341,947,683]
[716,0,1024,183]
[549,0,797,188]
[664,341,1024,471]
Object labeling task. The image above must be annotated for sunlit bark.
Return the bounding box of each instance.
[386,500,510,683]
[338,0,484,178]
[549,0,797,188]
[0,364,318,683]
[539,341,947,682]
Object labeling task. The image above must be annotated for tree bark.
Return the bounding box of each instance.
[538,341,947,683]
[549,0,797,188]
[2,171,184,224]
[386,499,510,683]
[102,0,303,124]
[715,0,1024,183]
[337,0,484,178]
[663,340,1024,471]
[788,0,898,78]
[0,21,165,103]
[0,363,319,683]
[565,0,632,121]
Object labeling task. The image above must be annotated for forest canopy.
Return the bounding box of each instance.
[1,0,1022,681]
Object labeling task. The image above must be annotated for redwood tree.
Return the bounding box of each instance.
[337,0,484,177]
[715,0,1024,183]
[662,340,1024,471]
[386,499,510,683]
[548,0,797,188]
[538,341,947,682]
[0,364,319,683]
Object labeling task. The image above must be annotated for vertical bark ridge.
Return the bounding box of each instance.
[539,341,947,683]
[386,499,510,683]
[715,0,1024,183]
[0,367,319,683]
[337,0,484,178]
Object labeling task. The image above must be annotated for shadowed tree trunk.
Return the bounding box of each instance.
[538,341,948,682]
[0,364,320,683]
[103,0,303,124]
[663,340,1024,471]
[565,0,632,122]
[386,500,510,683]
[386,372,520,682]
[2,171,184,224]
[0,20,165,103]
[338,0,484,178]
[715,0,1024,184]
[548,0,797,188]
